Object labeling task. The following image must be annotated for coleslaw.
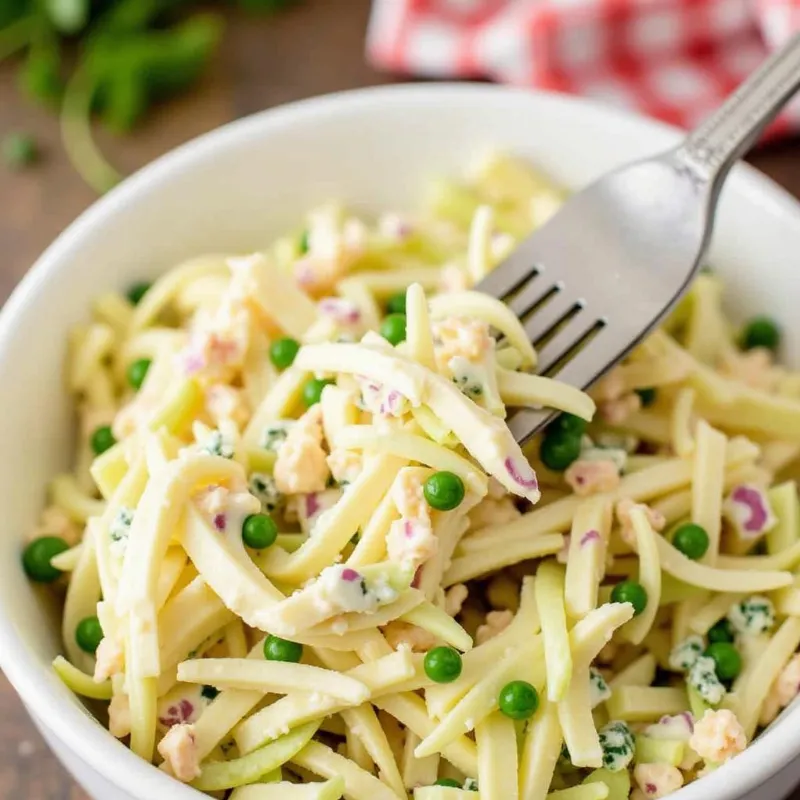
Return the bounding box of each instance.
[22,152,800,800]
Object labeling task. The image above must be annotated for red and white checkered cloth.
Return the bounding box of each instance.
[367,0,800,138]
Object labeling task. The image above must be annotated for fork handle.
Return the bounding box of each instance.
[676,32,800,182]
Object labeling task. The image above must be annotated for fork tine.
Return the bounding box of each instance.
[522,291,582,346]
[507,407,556,445]
[477,255,535,302]
[508,332,612,444]
[507,275,553,317]
[535,317,603,374]
[546,336,611,393]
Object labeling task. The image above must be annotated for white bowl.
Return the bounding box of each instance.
[2,84,800,800]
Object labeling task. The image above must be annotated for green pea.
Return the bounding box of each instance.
[386,292,407,315]
[705,642,742,681]
[126,282,151,306]
[90,425,116,456]
[636,387,657,407]
[75,616,104,654]
[242,514,278,550]
[610,580,648,616]
[424,646,463,684]
[741,316,780,352]
[423,471,465,511]
[269,337,300,369]
[671,522,710,561]
[263,635,303,663]
[22,536,69,583]
[498,680,539,720]
[127,358,152,391]
[302,378,335,408]
[434,778,462,788]
[551,413,587,437]
[379,313,407,346]
[707,618,735,645]
[3,132,38,170]
[539,430,582,471]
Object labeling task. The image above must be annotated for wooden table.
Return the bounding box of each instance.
[2,0,800,796]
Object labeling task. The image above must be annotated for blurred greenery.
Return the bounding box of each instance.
[1,0,300,191]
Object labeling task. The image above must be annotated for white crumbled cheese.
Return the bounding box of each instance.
[760,653,800,725]
[108,693,131,739]
[205,383,249,428]
[449,355,488,399]
[273,405,330,494]
[579,433,628,472]
[316,564,378,614]
[564,459,621,497]
[94,637,125,682]
[386,518,438,568]
[669,635,705,672]
[371,575,400,606]
[195,485,259,534]
[432,317,492,370]
[199,428,235,459]
[598,720,635,772]
[327,449,363,486]
[616,498,666,549]
[729,596,775,636]
[248,472,283,513]
[445,584,468,617]
[383,621,437,652]
[260,420,294,452]
[644,713,694,743]
[774,653,800,706]
[689,709,746,764]
[475,610,514,645]
[595,432,639,453]
[589,667,612,709]
[180,292,252,380]
[633,763,684,798]
[355,376,409,418]
[688,655,726,706]
[158,723,201,783]
[109,506,134,556]
[390,469,431,525]
[298,489,342,535]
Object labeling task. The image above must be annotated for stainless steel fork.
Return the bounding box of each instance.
[478,33,800,444]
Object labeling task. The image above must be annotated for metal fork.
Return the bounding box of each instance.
[478,34,800,445]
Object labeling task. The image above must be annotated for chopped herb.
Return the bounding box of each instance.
[729,596,775,636]
[598,721,635,772]
[200,429,234,459]
[668,635,705,672]
[687,655,726,705]
[3,132,38,169]
[249,472,283,513]
[298,229,309,254]
[109,506,134,553]
[0,1,304,192]
[589,667,611,709]
[261,422,292,452]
